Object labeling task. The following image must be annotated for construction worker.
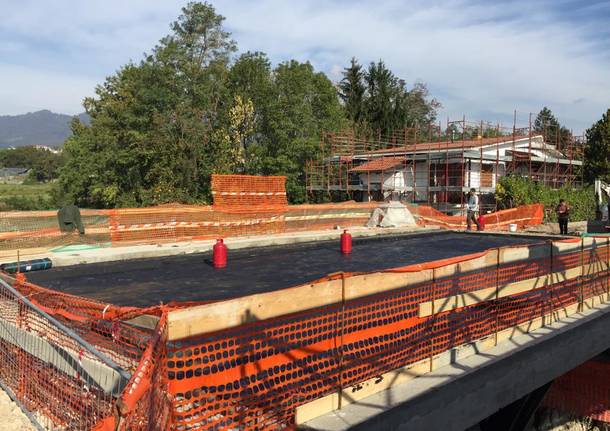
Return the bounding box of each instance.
[466,188,480,231]
[556,199,570,235]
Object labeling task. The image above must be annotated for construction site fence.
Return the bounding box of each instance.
[0,271,174,431]
[544,358,610,423]
[1,235,609,429]
[407,203,544,230]
[0,203,377,257]
[162,235,610,430]
[0,202,545,261]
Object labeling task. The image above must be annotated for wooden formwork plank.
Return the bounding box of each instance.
[552,240,582,254]
[169,268,433,340]
[344,270,432,301]
[583,292,610,310]
[499,242,550,264]
[295,358,431,424]
[167,278,343,340]
[419,264,597,318]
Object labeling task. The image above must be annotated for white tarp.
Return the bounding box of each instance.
[367,201,417,228]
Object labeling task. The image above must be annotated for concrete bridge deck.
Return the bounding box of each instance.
[26,231,546,307]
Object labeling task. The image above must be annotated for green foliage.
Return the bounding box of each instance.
[59,2,439,207]
[338,58,440,136]
[0,183,58,211]
[338,57,366,125]
[583,108,610,184]
[496,176,595,222]
[61,2,237,208]
[533,106,572,151]
[248,60,347,203]
[0,146,64,182]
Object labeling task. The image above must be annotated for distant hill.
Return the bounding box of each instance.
[0,110,89,148]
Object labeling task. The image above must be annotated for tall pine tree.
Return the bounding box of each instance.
[338,57,366,125]
[584,109,610,183]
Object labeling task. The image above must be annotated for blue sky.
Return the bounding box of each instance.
[1,0,609,132]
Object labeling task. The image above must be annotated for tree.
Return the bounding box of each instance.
[257,60,347,202]
[404,81,440,130]
[337,58,440,137]
[533,107,572,151]
[365,60,399,135]
[59,2,442,208]
[227,52,275,171]
[584,109,610,184]
[0,146,64,182]
[338,57,366,125]
[60,2,237,207]
[533,107,559,134]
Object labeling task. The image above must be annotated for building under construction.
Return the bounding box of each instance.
[306,114,585,213]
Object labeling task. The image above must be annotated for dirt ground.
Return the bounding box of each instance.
[525,220,588,235]
[0,389,35,430]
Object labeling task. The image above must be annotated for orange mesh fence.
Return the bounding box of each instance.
[544,359,610,423]
[164,237,610,430]
[0,271,174,430]
[285,202,378,232]
[0,236,609,429]
[3,202,544,255]
[211,174,288,212]
[0,209,110,257]
[106,206,287,244]
[0,202,377,254]
[409,203,544,230]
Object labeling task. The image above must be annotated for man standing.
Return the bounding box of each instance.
[467,188,480,231]
[556,199,570,235]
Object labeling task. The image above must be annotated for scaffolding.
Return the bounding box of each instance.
[306,112,585,214]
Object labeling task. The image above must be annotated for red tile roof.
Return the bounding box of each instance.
[350,157,406,172]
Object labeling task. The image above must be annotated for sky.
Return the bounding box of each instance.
[1,0,609,133]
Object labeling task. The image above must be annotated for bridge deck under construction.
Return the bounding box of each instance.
[27,231,547,307]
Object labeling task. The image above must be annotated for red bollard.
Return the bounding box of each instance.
[340,230,352,254]
[213,238,227,268]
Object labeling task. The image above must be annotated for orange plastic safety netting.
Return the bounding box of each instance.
[211,174,288,212]
[1,236,609,430]
[0,271,172,431]
[164,237,610,430]
[409,203,544,230]
[0,209,111,255]
[0,202,380,255]
[0,173,545,256]
[544,359,610,423]
[1,203,546,258]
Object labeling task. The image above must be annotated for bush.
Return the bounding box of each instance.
[1,195,56,211]
[496,176,595,222]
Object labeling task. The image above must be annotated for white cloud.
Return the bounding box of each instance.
[1,0,609,131]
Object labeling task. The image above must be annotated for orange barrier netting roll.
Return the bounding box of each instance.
[211,174,288,213]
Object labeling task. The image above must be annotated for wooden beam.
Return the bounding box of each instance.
[295,358,431,424]
[167,278,343,340]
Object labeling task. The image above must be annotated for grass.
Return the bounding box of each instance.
[0,182,56,211]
